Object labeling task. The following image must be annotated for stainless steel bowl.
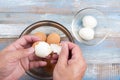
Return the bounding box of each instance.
[20,20,74,80]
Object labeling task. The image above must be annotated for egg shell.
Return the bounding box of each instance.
[50,44,62,55]
[47,33,60,44]
[34,32,47,41]
[79,28,94,40]
[32,41,40,48]
[82,15,97,28]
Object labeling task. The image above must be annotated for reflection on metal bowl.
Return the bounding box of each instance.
[20,20,74,80]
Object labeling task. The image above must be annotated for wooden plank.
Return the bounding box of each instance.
[0,38,16,50]
[0,1,119,38]
[0,38,120,64]
[0,0,120,14]
[84,64,120,80]
[19,64,120,80]
[0,0,120,79]
[0,13,120,38]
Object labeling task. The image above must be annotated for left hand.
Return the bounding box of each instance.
[0,35,47,80]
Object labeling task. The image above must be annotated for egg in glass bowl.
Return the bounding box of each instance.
[20,20,74,80]
[71,8,110,46]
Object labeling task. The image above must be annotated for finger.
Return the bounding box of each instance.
[46,55,52,59]
[13,35,40,48]
[29,61,47,69]
[51,60,57,64]
[52,54,58,60]
[67,42,79,50]
[67,42,83,59]
[46,54,58,60]
[77,59,87,78]
[29,53,42,61]
[57,42,69,66]
[10,47,34,60]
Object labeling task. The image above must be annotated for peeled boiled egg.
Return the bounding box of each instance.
[34,41,52,58]
[79,28,94,40]
[34,32,47,41]
[47,33,60,44]
[33,42,62,58]
[82,15,97,28]
[50,44,62,55]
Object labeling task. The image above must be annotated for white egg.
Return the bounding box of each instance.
[82,16,97,28]
[35,42,52,58]
[79,28,94,40]
[50,44,62,55]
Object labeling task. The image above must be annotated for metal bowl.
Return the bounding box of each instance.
[20,20,74,79]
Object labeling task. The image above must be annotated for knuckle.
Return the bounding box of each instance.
[81,61,87,70]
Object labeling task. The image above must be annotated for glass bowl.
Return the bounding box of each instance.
[20,20,74,80]
[71,8,110,46]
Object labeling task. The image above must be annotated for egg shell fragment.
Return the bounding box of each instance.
[50,44,62,55]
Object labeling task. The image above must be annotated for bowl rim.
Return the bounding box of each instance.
[19,20,74,79]
[71,7,109,46]
[20,20,74,42]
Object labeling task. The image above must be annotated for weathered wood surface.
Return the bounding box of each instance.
[0,0,120,80]
[20,64,120,80]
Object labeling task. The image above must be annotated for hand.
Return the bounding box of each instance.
[53,42,87,80]
[0,35,47,80]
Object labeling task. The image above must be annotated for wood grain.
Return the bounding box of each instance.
[0,38,120,64]
[0,0,120,80]
[20,63,120,80]
[0,0,120,14]
[0,13,119,38]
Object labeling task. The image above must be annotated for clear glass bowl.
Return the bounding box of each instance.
[20,20,74,80]
[71,8,110,46]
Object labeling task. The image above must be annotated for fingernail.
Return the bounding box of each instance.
[62,43,67,48]
[28,47,34,54]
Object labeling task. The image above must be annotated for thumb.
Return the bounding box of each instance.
[57,42,69,67]
[11,47,34,60]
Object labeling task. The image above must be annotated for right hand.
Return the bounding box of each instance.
[53,42,87,80]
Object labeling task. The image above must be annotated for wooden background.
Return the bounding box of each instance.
[0,0,120,80]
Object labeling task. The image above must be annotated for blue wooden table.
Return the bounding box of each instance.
[0,0,120,80]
